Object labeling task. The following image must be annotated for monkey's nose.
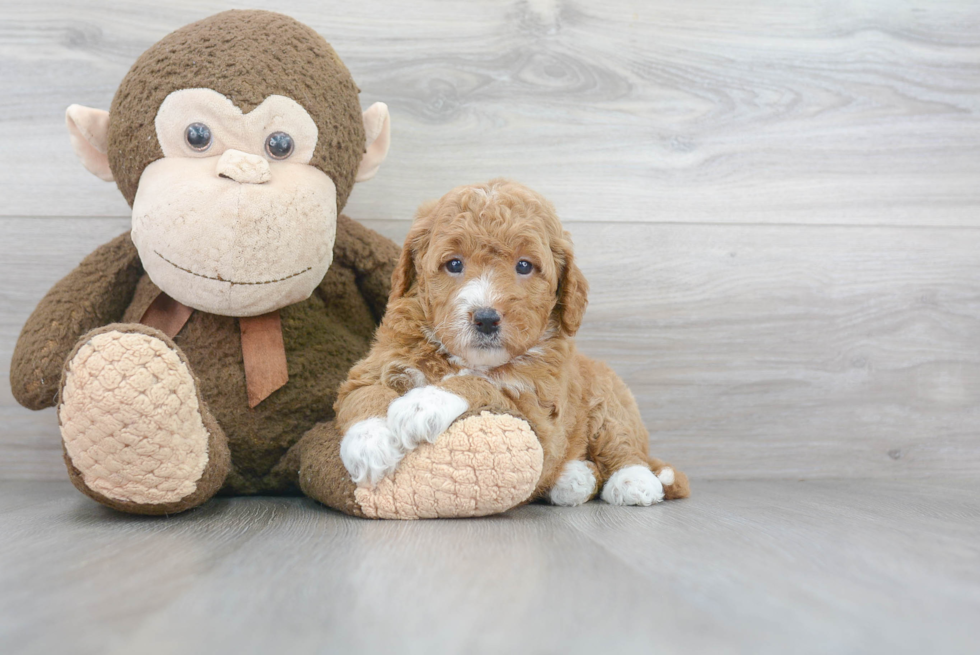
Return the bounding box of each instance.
[215,149,271,184]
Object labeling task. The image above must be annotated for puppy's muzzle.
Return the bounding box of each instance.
[472,307,501,336]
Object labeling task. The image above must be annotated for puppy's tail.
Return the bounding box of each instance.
[648,456,691,500]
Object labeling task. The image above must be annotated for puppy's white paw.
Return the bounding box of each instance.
[601,465,665,506]
[549,460,597,506]
[386,385,469,448]
[340,418,404,486]
[656,466,675,486]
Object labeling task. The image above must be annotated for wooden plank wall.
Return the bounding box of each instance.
[2,0,979,481]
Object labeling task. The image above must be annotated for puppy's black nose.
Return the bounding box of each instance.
[473,308,501,335]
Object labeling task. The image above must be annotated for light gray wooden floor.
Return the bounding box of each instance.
[1,479,978,655]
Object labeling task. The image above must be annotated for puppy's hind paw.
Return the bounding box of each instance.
[601,465,665,506]
[340,418,404,486]
[387,385,469,448]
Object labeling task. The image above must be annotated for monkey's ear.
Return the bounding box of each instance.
[66,105,114,182]
[355,102,390,183]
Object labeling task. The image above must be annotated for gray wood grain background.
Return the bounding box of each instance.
[2,0,979,481]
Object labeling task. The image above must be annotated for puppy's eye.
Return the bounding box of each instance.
[185,123,212,151]
[266,132,294,159]
[516,260,533,275]
[445,259,464,274]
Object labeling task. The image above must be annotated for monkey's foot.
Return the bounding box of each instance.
[354,412,543,519]
[58,325,230,515]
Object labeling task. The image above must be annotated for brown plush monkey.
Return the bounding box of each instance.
[10,10,541,518]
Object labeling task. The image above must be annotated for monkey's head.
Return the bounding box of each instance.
[65,10,390,316]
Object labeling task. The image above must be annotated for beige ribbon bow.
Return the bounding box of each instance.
[140,292,288,408]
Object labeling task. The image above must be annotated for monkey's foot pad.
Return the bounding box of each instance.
[59,330,211,506]
[355,412,544,519]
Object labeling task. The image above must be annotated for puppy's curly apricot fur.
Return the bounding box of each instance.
[336,179,689,504]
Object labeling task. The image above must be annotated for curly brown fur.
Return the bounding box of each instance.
[336,180,689,502]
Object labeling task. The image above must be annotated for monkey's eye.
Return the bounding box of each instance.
[445,259,464,274]
[266,132,294,159]
[516,260,533,275]
[185,123,212,151]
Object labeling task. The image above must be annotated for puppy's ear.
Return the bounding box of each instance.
[555,232,589,336]
[389,201,437,302]
[389,244,416,302]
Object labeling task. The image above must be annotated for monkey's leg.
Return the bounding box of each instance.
[295,412,543,519]
[288,420,366,517]
[58,325,230,515]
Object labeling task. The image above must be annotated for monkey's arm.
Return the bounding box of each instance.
[329,214,400,323]
[10,232,143,410]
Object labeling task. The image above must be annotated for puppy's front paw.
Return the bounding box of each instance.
[340,418,404,486]
[549,460,598,506]
[386,385,469,448]
[601,465,665,506]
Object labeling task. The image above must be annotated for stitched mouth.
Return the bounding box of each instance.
[155,251,312,286]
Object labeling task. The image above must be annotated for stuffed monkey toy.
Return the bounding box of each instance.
[10,10,542,518]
